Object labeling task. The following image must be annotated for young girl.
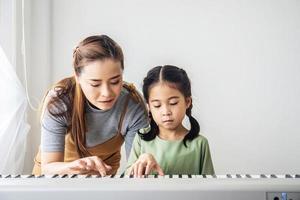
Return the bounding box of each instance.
[125,65,214,177]
[32,35,148,176]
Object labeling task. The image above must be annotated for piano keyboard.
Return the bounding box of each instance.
[0,174,300,200]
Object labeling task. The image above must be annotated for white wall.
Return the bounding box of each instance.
[26,0,300,174]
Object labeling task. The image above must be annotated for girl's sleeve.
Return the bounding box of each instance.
[200,138,215,175]
[124,134,142,175]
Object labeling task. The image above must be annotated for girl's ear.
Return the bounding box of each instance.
[185,97,192,109]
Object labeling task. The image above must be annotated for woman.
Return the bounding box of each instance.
[32,35,148,176]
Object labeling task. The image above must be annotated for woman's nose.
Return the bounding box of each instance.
[100,84,111,97]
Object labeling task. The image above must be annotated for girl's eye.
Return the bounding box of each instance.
[170,102,178,106]
[90,84,100,87]
[153,105,161,108]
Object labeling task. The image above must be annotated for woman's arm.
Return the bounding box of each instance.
[41,152,112,176]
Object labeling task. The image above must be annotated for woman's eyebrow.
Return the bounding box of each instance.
[89,74,121,82]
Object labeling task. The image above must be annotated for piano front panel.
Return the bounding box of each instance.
[0,174,300,200]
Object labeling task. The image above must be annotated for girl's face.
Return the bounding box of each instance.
[148,82,191,131]
[76,59,123,110]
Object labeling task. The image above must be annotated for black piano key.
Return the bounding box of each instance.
[285,174,292,178]
[52,174,59,178]
[27,174,35,178]
[119,173,125,178]
[129,174,134,178]
[110,174,115,178]
[246,174,251,178]
[212,174,217,178]
[178,174,182,178]
[96,175,101,178]
[70,174,78,178]
[154,174,158,178]
[270,174,277,178]
[144,175,148,178]
[85,174,92,178]
[295,174,300,178]
[188,174,192,178]
[236,174,242,178]
[5,175,11,178]
[169,174,173,178]
[226,174,232,178]
[61,174,68,178]
[36,174,45,178]
[0,175,2,178]
[202,174,207,178]
[260,174,267,178]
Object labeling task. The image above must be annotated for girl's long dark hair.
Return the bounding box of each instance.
[139,65,200,147]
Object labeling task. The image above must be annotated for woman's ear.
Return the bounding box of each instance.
[185,97,192,109]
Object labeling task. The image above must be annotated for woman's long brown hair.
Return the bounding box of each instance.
[42,35,145,158]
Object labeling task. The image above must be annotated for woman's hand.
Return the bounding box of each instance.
[129,153,164,177]
[67,156,112,176]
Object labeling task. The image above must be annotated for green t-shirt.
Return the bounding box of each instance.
[125,133,215,175]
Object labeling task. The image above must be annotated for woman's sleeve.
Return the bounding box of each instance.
[200,138,215,175]
[124,134,142,175]
[123,99,149,159]
[40,91,68,152]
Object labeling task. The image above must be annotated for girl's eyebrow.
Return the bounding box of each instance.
[89,74,121,82]
[168,96,179,100]
[150,96,179,102]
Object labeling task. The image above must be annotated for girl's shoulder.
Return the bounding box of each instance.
[192,133,210,146]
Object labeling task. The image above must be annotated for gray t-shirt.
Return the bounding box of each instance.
[41,88,149,158]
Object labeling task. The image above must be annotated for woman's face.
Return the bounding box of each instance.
[76,59,123,110]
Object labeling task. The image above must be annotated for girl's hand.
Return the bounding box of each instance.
[67,156,112,176]
[129,153,164,177]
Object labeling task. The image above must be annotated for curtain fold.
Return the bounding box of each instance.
[0,45,30,174]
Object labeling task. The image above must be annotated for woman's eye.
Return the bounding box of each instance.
[153,105,161,108]
[90,84,100,87]
[111,80,120,85]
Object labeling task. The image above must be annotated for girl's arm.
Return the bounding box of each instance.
[200,138,215,175]
[125,135,164,177]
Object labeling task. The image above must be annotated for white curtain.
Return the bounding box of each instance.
[0,46,30,174]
